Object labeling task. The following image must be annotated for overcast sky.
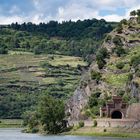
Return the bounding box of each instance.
[0,0,140,24]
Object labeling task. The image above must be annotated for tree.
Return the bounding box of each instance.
[137,9,140,16]
[116,62,125,69]
[130,10,136,17]
[91,70,102,81]
[38,95,65,134]
[96,47,109,69]
[113,46,126,57]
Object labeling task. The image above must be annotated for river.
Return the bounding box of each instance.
[0,129,139,140]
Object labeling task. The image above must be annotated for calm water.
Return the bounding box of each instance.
[0,129,139,140]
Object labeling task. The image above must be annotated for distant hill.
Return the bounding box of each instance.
[0,18,117,119]
[0,19,116,63]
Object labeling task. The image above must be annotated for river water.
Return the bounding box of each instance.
[0,129,139,140]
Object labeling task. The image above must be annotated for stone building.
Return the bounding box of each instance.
[100,96,128,119]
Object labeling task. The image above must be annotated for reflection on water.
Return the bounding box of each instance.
[0,128,139,140]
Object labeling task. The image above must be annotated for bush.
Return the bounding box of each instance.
[96,47,109,69]
[103,128,107,132]
[0,47,8,54]
[91,70,102,81]
[78,121,84,128]
[105,35,112,42]
[31,128,39,133]
[97,59,106,69]
[116,62,125,69]
[113,36,123,46]
[130,55,140,67]
[136,69,140,77]
[113,46,126,57]
[116,24,123,33]
[93,120,97,127]
[128,73,133,81]
[120,19,127,25]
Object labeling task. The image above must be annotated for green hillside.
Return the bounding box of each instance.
[81,10,140,118]
[0,18,116,119]
[0,51,87,118]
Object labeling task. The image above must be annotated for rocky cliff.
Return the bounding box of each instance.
[67,13,140,120]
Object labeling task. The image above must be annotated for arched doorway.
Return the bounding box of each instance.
[111,110,122,119]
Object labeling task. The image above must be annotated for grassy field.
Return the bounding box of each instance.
[68,126,140,138]
[0,119,22,128]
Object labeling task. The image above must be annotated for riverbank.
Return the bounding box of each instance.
[67,126,140,138]
[0,119,22,128]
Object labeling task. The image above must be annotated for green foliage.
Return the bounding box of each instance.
[96,47,109,69]
[22,111,39,131]
[0,47,8,54]
[113,46,126,57]
[93,120,97,127]
[120,19,127,25]
[38,95,65,134]
[113,36,123,46]
[105,35,112,42]
[91,70,102,81]
[23,95,66,134]
[130,55,140,67]
[87,92,106,117]
[116,62,125,69]
[130,10,137,16]
[78,121,84,128]
[137,9,140,16]
[128,73,133,81]
[116,24,123,33]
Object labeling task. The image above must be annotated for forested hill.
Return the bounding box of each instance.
[0,19,116,63]
[0,19,116,119]
[9,19,115,39]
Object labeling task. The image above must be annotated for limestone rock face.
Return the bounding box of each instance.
[66,85,91,120]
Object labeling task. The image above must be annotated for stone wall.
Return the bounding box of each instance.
[96,119,140,128]
[127,103,140,119]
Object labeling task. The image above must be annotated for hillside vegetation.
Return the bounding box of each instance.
[67,9,140,120]
[0,19,116,119]
[0,19,115,62]
[0,51,87,119]
[86,10,140,118]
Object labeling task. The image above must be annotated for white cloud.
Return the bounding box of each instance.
[0,16,23,25]
[0,0,140,24]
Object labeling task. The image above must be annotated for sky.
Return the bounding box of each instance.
[0,0,140,24]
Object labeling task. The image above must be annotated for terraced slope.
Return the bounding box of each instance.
[0,51,87,118]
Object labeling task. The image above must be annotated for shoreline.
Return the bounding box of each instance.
[66,126,140,138]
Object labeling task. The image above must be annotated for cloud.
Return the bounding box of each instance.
[0,15,23,24]
[0,0,140,24]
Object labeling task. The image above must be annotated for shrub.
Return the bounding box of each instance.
[105,35,112,42]
[113,36,123,46]
[93,120,97,127]
[120,19,127,25]
[128,73,133,81]
[103,128,107,132]
[113,46,126,57]
[91,70,102,81]
[78,121,84,128]
[136,69,140,77]
[0,47,8,54]
[96,47,109,69]
[31,128,39,133]
[116,62,125,69]
[116,24,123,33]
[130,55,140,67]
